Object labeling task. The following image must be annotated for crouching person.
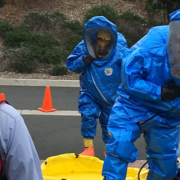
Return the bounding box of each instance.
[102,9,180,180]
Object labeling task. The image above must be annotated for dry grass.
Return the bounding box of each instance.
[0,0,148,25]
[0,0,153,79]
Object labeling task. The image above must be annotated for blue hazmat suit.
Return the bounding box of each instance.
[0,102,43,180]
[66,16,128,143]
[102,10,180,180]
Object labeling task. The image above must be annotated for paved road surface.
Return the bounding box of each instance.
[0,85,146,161]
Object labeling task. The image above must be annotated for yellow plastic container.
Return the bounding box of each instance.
[41,153,148,180]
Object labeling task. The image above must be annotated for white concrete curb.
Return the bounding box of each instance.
[0,79,80,87]
[17,110,80,116]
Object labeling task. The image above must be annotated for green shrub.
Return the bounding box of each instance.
[3,28,31,47]
[0,21,14,38]
[59,34,82,62]
[118,26,145,47]
[119,11,145,23]
[0,0,5,7]
[22,11,66,32]
[117,11,147,47]
[24,11,66,23]
[62,20,83,36]
[59,49,72,63]
[3,24,61,64]
[4,28,60,48]
[51,65,68,76]
[28,46,61,64]
[83,4,119,24]
[23,12,52,31]
[44,48,61,64]
[4,47,36,73]
[62,34,82,51]
[146,20,164,26]
[23,33,60,48]
[22,11,83,42]
[18,24,31,32]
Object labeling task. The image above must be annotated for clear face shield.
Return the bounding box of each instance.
[167,21,180,79]
[84,27,116,59]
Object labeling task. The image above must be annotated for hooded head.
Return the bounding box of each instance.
[83,16,117,60]
[167,9,180,79]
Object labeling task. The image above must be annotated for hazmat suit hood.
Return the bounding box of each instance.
[83,16,117,66]
[167,9,180,79]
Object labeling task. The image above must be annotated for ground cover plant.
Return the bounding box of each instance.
[0,3,163,75]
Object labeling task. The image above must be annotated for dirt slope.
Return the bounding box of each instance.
[0,0,149,79]
[0,0,148,25]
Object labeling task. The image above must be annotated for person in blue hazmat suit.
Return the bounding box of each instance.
[66,16,128,156]
[0,99,43,180]
[102,9,180,180]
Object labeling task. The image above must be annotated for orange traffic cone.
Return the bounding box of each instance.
[0,93,5,101]
[38,86,57,112]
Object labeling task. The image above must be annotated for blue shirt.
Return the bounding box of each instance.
[0,103,43,180]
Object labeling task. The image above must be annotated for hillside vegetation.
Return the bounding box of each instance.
[0,0,165,76]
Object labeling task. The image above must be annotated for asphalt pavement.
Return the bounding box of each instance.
[23,115,146,160]
[0,79,146,161]
[0,86,80,110]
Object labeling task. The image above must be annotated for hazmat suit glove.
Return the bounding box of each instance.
[161,81,180,101]
[82,56,95,64]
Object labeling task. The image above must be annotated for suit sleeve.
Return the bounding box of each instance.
[121,50,161,101]
[66,40,88,73]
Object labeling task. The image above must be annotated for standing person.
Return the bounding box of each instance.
[66,16,128,156]
[0,99,43,180]
[102,9,180,180]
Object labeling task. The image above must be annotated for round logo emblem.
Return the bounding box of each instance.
[104,67,113,76]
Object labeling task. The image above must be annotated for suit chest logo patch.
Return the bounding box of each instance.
[104,67,113,76]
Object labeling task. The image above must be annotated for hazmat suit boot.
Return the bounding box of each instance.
[79,138,95,156]
[104,143,107,157]
[104,151,107,157]
[80,147,95,156]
